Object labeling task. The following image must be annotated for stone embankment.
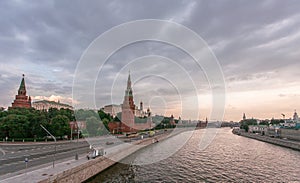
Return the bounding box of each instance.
[232,129,300,151]
[38,130,183,183]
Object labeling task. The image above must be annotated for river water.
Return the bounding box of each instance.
[87,128,300,182]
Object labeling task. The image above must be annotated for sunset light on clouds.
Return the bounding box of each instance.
[1,0,300,121]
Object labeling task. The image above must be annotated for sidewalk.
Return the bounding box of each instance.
[0,155,88,183]
[0,129,187,183]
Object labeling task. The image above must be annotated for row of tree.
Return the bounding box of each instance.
[240,118,284,132]
[76,109,112,136]
[0,107,116,139]
[0,107,181,139]
[0,108,74,140]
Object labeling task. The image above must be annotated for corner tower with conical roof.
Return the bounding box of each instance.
[11,74,32,109]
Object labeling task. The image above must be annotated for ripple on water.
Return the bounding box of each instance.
[87,128,300,182]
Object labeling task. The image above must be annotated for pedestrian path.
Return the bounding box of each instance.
[0,155,88,183]
[0,129,187,183]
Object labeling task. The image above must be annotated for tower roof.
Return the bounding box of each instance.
[127,71,132,90]
[19,74,26,91]
[18,74,26,95]
[125,71,133,96]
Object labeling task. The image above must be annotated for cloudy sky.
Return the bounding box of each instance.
[1,0,300,121]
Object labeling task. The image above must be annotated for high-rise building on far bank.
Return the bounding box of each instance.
[10,74,32,109]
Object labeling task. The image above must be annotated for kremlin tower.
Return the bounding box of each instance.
[121,71,136,132]
[11,74,32,109]
[108,71,153,134]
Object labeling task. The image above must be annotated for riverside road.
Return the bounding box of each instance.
[0,140,90,176]
[0,134,130,177]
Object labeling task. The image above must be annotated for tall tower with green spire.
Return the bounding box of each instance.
[11,74,32,109]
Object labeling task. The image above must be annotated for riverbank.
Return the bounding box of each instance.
[232,129,300,151]
[0,128,188,183]
[39,129,187,183]
[87,128,300,182]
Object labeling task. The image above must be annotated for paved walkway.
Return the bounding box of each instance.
[0,129,188,183]
[0,154,89,183]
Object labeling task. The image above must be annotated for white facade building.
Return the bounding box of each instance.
[32,100,73,111]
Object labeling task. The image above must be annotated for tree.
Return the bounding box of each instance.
[240,118,257,132]
[259,120,269,125]
[100,118,110,134]
[48,108,59,119]
[113,114,121,122]
[0,108,73,140]
[86,116,100,136]
[75,109,98,121]
[270,119,283,125]
[57,108,75,121]
[0,114,29,138]
[51,115,70,139]
[98,110,112,121]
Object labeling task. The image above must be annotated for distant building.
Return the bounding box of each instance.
[102,104,121,117]
[69,121,78,131]
[243,113,246,120]
[10,74,32,109]
[178,116,182,125]
[293,110,299,123]
[32,100,73,111]
[248,125,268,134]
[135,101,148,117]
[170,114,176,125]
[196,118,208,128]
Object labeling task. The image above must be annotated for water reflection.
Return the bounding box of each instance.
[87,128,300,182]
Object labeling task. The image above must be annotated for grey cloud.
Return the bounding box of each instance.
[1,0,300,112]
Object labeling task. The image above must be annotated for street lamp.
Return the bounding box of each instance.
[40,124,56,168]
[75,122,79,160]
[70,123,73,142]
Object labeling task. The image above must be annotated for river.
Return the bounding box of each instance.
[86,128,300,182]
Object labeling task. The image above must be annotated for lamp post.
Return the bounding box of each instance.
[70,123,73,142]
[40,124,56,168]
[75,122,79,160]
